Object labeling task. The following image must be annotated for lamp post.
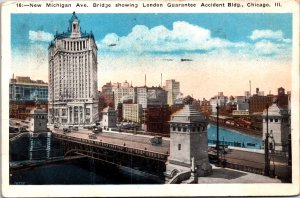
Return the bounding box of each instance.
[264,104,270,176]
[216,103,220,162]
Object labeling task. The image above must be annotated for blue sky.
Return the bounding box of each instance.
[11,13,292,98]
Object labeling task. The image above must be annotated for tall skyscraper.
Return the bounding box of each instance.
[48,12,98,126]
[164,79,180,106]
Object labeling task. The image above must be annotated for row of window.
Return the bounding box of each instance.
[63,40,88,51]
[172,126,206,132]
[265,118,279,123]
[52,108,91,116]
[31,115,46,119]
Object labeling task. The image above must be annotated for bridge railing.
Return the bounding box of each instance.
[207,139,260,149]
[53,133,168,161]
[119,129,170,138]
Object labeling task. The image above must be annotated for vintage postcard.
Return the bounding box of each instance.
[1,0,299,197]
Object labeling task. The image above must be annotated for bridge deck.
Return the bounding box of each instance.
[52,129,170,155]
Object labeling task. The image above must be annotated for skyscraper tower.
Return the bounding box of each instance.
[165,79,180,106]
[48,12,99,127]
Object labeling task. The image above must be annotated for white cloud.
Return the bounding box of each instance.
[29,30,53,42]
[98,22,291,60]
[98,21,246,54]
[249,29,284,40]
[254,40,281,55]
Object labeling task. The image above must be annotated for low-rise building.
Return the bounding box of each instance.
[10,76,48,101]
[9,76,48,119]
[210,92,227,115]
[137,86,168,108]
[249,95,272,113]
[142,105,171,134]
[122,104,142,124]
[101,106,117,130]
[113,81,136,109]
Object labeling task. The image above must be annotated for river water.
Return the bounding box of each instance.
[10,126,262,184]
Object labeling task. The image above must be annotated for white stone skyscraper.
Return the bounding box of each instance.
[165,79,180,106]
[48,12,98,126]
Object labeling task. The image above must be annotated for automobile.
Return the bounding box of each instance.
[54,125,59,129]
[88,133,97,139]
[63,128,71,133]
[73,126,79,131]
[150,136,162,146]
[93,127,102,134]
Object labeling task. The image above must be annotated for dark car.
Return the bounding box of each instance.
[63,128,71,133]
[93,127,102,134]
[150,136,162,146]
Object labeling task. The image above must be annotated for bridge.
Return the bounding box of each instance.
[52,129,169,178]
[51,128,291,181]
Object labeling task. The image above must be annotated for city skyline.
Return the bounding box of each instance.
[11,13,292,99]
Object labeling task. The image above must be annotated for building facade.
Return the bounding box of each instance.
[136,87,148,108]
[9,76,48,119]
[122,104,142,123]
[142,105,171,134]
[48,12,98,126]
[101,82,115,109]
[164,79,180,106]
[113,81,136,109]
[210,92,227,115]
[101,106,117,130]
[137,86,168,108]
[249,95,272,113]
[10,76,48,101]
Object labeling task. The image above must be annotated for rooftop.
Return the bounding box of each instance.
[10,76,47,85]
[170,105,206,123]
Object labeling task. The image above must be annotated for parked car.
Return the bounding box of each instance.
[150,136,162,146]
[63,128,71,133]
[93,127,102,134]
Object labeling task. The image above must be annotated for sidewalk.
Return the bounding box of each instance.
[198,165,281,183]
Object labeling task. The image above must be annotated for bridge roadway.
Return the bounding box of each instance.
[52,128,170,161]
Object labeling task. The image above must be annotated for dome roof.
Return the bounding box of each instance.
[170,105,206,123]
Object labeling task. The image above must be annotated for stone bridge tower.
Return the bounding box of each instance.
[165,104,212,181]
[262,102,290,152]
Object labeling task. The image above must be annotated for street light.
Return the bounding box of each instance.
[216,102,220,162]
[264,104,270,176]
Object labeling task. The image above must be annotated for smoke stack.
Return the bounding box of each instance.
[161,73,162,87]
[145,74,146,87]
[256,88,259,94]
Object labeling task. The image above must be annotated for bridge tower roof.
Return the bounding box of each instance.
[169,105,206,123]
